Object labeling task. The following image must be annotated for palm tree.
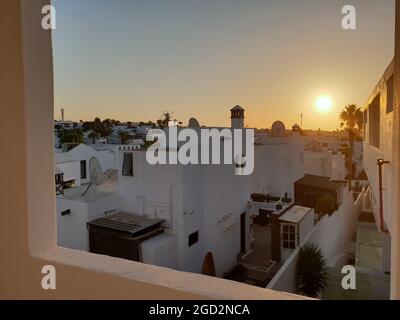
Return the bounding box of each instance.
[297,243,328,298]
[119,131,133,145]
[88,131,98,144]
[340,104,363,188]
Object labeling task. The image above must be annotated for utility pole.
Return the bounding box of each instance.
[300,113,303,130]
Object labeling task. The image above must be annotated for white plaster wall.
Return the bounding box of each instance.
[141,234,179,270]
[299,210,315,244]
[363,143,394,232]
[56,161,81,185]
[67,144,116,184]
[56,193,121,251]
[307,188,363,266]
[117,150,253,276]
[202,163,252,276]
[268,188,363,294]
[56,144,116,183]
[330,153,346,181]
[303,151,330,177]
[363,63,396,234]
[267,246,299,293]
[182,164,205,274]
[252,140,304,199]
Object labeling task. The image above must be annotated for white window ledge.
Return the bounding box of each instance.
[34,246,308,300]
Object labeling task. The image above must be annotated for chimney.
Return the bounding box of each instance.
[230,105,245,129]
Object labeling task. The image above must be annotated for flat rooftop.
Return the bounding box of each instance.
[295,174,343,190]
[279,205,313,224]
[88,212,165,236]
[60,185,117,203]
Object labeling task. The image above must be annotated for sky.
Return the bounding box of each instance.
[53,0,395,130]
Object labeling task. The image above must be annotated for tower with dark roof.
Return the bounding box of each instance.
[230,105,245,129]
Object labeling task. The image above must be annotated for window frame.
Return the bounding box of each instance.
[387,74,394,113]
[80,160,87,180]
[281,223,297,250]
[188,231,199,247]
[368,94,381,149]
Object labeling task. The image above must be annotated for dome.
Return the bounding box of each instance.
[230,105,245,112]
[271,121,286,137]
[188,117,200,128]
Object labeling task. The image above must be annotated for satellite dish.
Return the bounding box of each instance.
[81,157,104,196]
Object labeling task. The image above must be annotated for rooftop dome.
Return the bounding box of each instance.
[271,121,286,137]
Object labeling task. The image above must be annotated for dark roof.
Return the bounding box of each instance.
[231,105,245,111]
[87,212,164,237]
[295,174,342,191]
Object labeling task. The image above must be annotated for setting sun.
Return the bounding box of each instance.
[315,95,333,113]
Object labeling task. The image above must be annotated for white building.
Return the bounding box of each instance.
[279,206,314,261]
[362,57,400,299]
[54,120,82,130]
[55,144,116,187]
[56,107,306,278]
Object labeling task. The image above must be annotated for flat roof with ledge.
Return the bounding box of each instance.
[60,186,118,203]
[279,205,313,224]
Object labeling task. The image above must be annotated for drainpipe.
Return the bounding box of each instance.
[377,159,390,233]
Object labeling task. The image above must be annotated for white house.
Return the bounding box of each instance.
[279,206,314,261]
[362,58,400,298]
[56,108,305,279]
[55,144,116,187]
[114,111,305,276]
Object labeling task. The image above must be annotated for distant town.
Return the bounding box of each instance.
[53,99,390,299]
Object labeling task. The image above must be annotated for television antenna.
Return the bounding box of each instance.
[81,157,105,196]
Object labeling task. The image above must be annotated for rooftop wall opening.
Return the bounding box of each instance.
[387,74,395,113]
[369,94,381,149]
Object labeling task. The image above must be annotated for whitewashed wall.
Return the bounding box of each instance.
[56,193,121,251]
[56,144,116,185]
[268,187,363,294]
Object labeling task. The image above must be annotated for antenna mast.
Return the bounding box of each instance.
[300,113,303,130]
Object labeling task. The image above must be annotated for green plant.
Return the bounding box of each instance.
[119,132,133,144]
[88,131,99,144]
[297,243,328,298]
[59,129,83,144]
[315,193,336,218]
[340,104,363,187]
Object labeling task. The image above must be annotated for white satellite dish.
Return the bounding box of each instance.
[81,157,104,196]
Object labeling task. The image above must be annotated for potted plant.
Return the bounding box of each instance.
[296,243,328,298]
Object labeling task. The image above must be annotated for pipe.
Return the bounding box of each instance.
[377,158,390,233]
